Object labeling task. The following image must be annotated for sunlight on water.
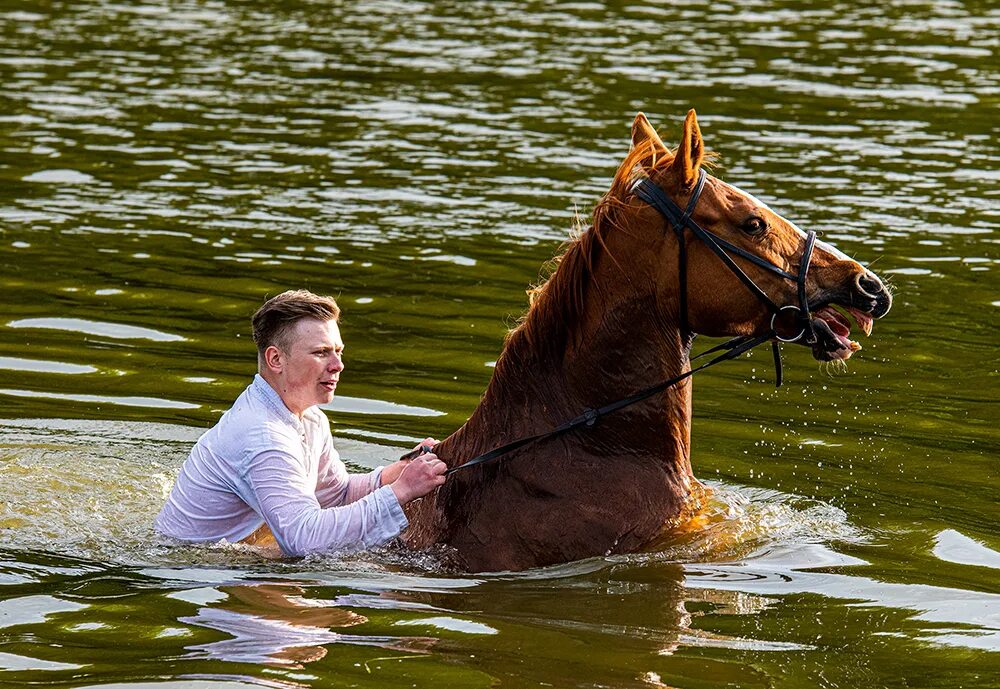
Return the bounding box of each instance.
[0,356,97,375]
[0,0,996,685]
[7,318,186,342]
[933,529,1000,570]
[322,396,445,418]
[0,388,200,410]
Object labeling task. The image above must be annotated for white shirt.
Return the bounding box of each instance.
[155,374,408,556]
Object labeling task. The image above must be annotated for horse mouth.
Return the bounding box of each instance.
[807,304,874,362]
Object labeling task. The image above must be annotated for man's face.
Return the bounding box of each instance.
[270,318,344,416]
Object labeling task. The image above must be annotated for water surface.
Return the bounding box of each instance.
[1,1,997,687]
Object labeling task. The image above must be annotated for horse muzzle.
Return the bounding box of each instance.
[855,270,892,318]
[806,269,892,362]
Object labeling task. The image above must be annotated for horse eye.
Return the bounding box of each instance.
[741,217,767,235]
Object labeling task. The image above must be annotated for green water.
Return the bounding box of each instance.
[1,0,997,686]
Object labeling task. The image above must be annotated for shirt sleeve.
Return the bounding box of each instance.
[313,432,383,508]
[244,448,408,557]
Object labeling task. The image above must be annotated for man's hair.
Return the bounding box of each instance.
[251,290,340,355]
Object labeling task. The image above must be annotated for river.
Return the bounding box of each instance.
[0,1,997,687]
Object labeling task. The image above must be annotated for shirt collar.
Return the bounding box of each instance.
[252,374,304,430]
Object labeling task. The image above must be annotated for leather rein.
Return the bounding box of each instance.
[429,169,818,475]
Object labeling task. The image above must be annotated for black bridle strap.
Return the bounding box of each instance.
[701,233,798,281]
[634,172,799,281]
[444,331,772,476]
[634,174,782,315]
[772,340,783,388]
[798,229,818,344]
[647,169,699,335]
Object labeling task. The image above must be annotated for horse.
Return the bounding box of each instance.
[402,110,892,572]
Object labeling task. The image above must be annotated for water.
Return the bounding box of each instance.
[1,0,997,686]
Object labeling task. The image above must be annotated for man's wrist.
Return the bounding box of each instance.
[381,460,408,486]
[390,482,410,505]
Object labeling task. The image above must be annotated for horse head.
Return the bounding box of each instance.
[628,110,892,362]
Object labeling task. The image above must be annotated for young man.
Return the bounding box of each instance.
[155,290,447,556]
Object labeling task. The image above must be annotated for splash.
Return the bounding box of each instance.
[0,418,462,573]
[641,482,864,565]
[0,418,863,577]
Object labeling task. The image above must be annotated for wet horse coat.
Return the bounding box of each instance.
[402,111,891,572]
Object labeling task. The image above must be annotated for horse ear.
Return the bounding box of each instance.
[631,112,668,170]
[671,109,705,189]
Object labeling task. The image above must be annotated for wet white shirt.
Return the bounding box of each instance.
[155,374,408,556]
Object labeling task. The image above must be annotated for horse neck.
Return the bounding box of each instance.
[449,284,695,478]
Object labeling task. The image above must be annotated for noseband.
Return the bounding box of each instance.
[633,169,817,386]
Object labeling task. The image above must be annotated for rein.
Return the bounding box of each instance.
[433,170,818,476]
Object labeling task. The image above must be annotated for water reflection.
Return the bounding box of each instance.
[322,395,445,417]
[0,0,997,685]
[933,529,1000,570]
[0,594,88,629]
[0,652,83,672]
[179,583,431,668]
[0,387,199,410]
[0,356,97,374]
[7,318,186,342]
[684,543,1000,651]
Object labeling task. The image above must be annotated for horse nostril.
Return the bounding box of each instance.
[856,271,884,297]
[855,269,892,318]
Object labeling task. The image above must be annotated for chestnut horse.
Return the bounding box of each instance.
[402,110,892,572]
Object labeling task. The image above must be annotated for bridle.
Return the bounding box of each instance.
[632,168,819,386]
[436,169,820,475]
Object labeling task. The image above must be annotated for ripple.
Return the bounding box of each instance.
[7,317,186,342]
[0,594,87,628]
[933,530,1000,570]
[323,395,445,417]
[0,651,83,671]
[884,267,932,276]
[21,169,97,184]
[684,547,1000,652]
[420,254,477,267]
[672,633,812,652]
[395,615,497,635]
[0,356,97,375]
[0,388,199,410]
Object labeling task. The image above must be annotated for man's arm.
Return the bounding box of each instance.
[316,437,438,508]
[314,457,381,508]
[246,449,408,556]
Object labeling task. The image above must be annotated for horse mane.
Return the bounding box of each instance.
[507,139,677,358]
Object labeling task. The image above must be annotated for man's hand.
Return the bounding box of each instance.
[390,454,447,504]
[399,437,438,462]
[381,438,438,485]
